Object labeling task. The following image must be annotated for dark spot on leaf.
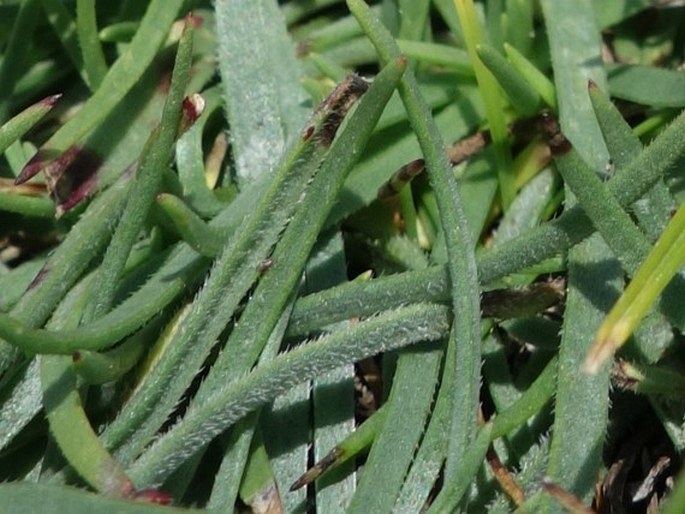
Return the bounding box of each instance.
[302,125,315,141]
[27,265,49,290]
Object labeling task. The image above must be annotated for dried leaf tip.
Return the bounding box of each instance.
[15,159,43,185]
[582,337,618,375]
[41,93,63,107]
[587,79,598,90]
[184,12,203,28]
[318,74,369,146]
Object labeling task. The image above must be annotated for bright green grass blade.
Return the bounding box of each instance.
[477,43,541,115]
[453,0,515,208]
[503,43,557,109]
[586,203,685,373]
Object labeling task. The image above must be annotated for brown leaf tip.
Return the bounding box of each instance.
[587,79,598,90]
[41,93,63,107]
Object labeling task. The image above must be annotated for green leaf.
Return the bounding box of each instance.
[607,63,685,108]
[216,0,309,181]
[540,0,609,170]
[0,483,201,514]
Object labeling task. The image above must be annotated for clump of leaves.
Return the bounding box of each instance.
[0,0,684,512]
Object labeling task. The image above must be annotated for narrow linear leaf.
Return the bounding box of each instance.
[0,94,61,156]
[76,0,108,90]
[0,484,199,514]
[129,303,451,487]
[104,75,369,464]
[541,235,617,507]
[347,343,443,513]
[85,19,196,321]
[41,355,135,497]
[586,204,685,373]
[454,0,515,208]
[156,193,226,258]
[426,423,493,513]
[0,0,41,123]
[477,43,541,116]
[503,43,557,109]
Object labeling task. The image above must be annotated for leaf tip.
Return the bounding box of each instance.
[41,93,63,108]
[582,338,617,376]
